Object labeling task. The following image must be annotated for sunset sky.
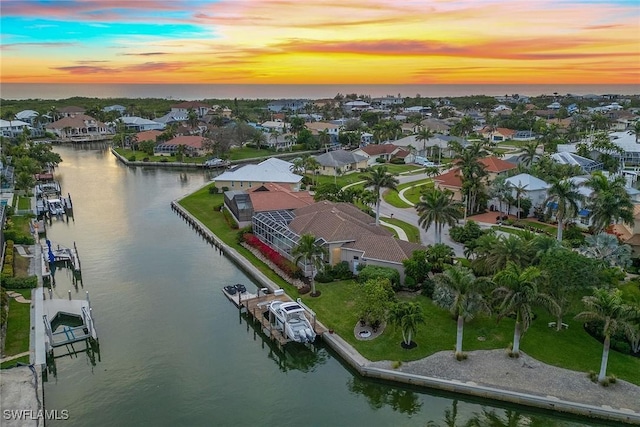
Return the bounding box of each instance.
[1,0,639,84]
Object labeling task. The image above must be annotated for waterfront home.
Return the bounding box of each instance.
[305,122,340,144]
[135,130,163,144]
[154,135,206,156]
[343,100,371,112]
[372,96,404,107]
[45,114,111,140]
[558,131,640,166]
[252,200,424,281]
[103,105,126,115]
[1,119,34,138]
[500,173,551,217]
[353,144,414,166]
[15,110,40,125]
[214,158,302,191]
[313,150,368,176]
[393,134,467,158]
[224,183,314,227]
[120,116,165,132]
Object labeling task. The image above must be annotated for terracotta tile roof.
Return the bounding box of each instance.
[163,135,205,148]
[479,156,517,173]
[342,235,424,264]
[434,168,463,188]
[306,122,340,131]
[248,183,314,212]
[46,114,105,129]
[136,130,162,142]
[361,144,398,156]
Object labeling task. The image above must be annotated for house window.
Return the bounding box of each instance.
[231,181,235,187]
[240,182,243,187]
[353,256,359,260]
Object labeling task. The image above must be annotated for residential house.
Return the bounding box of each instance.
[214,158,302,191]
[154,135,206,157]
[353,144,414,166]
[313,150,368,176]
[135,130,163,144]
[360,132,374,145]
[0,119,33,138]
[434,156,517,201]
[120,116,165,132]
[372,96,404,107]
[224,183,314,227]
[481,127,516,143]
[267,99,309,113]
[393,134,468,158]
[513,131,536,141]
[612,205,640,255]
[551,152,603,174]
[170,101,211,118]
[343,100,371,112]
[154,111,188,126]
[252,200,425,281]
[45,114,110,140]
[15,110,40,125]
[501,173,550,217]
[103,105,127,115]
[305,122,341,145]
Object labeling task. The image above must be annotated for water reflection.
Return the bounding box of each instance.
[240,311,328,373]
[348,375,422,415]
[44,337,101,383]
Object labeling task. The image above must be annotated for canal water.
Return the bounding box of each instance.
[42,145,603,426]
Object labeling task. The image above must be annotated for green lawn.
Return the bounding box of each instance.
[382,217,421,243]
[1,355,30,369]
[180,186,640,385]
[383,178,433,208]
[382,164,424,175]
[313,172,368,189]
[4,290,31,356]
[17,196,31,210]
[228,147,278,160]
[301,280,640,384]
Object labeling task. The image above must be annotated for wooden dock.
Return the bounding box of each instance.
[222,288,325,347]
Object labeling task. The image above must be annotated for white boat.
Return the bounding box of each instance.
[46,198,65,216]
[268,301,316,344]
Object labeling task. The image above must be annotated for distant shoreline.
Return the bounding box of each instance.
[2,83,639,101]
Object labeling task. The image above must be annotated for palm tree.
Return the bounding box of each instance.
[318,129,331,149]
[416,188,463,244]
[388,301,425,347]
[450,141,489,215]
[292,233,328,297]
[544,179,582,241]
[629,121,640,143]
[434,265,491,357]
[509,180,529,219]
[579,233,632,269]
[363,166,399,226]
[575,288,637,382]
[517,141,540,167]
[493,262,559,357]
[415,126,434,156]
[584,171,634,233]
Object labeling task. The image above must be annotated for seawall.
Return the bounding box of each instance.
[171,197,640,426]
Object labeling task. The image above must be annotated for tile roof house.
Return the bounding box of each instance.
[154,135,206,156]
[288,201,425,280]
[481,127,516,142]
[58,106,86,118]
[353,144,414,166]
[214,158,302,191]
[170,101,211,118]
[313,150,368,176]
[45,114,110,141]
[612,205,640,255]
[434,157,517,201]
[135,130,163,143]
[224,183,314,227]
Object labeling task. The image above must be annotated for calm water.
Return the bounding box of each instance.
[41,145,606,427]
[2,83,639,101]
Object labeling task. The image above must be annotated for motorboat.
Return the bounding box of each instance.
[268,301,316,344]
[45,198,65,216]
[234,283,247,293]
[223,285,237,295]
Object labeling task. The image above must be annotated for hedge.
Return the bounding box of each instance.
[1,276,37,289]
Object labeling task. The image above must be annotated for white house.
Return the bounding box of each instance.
[0,119,32,138]
[501,173,550,217]
[120,116,165,131]
[214,158,302,191]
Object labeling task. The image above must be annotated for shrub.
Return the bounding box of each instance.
[357,265,400,290]
[375,157,386,163]
[449,221,484,244]
[143,157,150,162]
[2,276,37,289]
[421,278,435,298]
[330,261,353,280]
[403,275,418,290]
[208,185,219,194]
[314,272,333,283]
[222,209,239,229]
[128,155,137,161]
[390,157,405,164]
[160,157,169,162]
[243,233,302,279]
[221,186,229,192]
